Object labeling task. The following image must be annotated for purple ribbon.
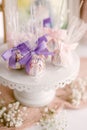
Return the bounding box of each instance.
[2,41,30,69]
[19,35,52,73]
[43,17,52,28]
[2,36,53,73]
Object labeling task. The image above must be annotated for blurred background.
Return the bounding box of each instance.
[0,0,4,43]
[0,0,87,44]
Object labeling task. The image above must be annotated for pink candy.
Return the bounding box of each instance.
[51,42,78,67]
[28,55,46,76]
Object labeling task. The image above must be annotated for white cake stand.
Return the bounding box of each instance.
[0,44,80,107]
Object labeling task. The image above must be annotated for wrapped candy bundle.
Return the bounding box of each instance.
[51,41,78,67]
[2,36,52,76]
[29,55,46,76]
[2,42,30,69]
[18,36,52,76]
[51,17,87,67]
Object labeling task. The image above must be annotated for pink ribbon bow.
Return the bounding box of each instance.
[44,28,67,42]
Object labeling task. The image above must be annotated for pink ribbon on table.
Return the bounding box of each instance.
[58,41,78,66]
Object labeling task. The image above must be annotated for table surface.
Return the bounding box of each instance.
[25,109,87,130]
[25,43,87,130]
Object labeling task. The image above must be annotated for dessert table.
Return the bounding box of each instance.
[0,42,87,130]
[25,43,87,130]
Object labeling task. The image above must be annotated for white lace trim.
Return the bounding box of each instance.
[0,69,78,92]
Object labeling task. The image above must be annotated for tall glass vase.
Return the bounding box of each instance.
[48,0,68,28]
[4,0,68,47]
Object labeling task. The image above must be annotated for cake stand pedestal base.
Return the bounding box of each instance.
[14,89,56,107]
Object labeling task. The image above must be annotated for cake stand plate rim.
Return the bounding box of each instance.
[0,44,80,92]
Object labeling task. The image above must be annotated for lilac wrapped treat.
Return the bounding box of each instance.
[2,36,52,76]
[19,36,52,76]
[2,42,30,69]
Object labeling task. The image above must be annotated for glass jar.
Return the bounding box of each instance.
[4,0,68,47]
